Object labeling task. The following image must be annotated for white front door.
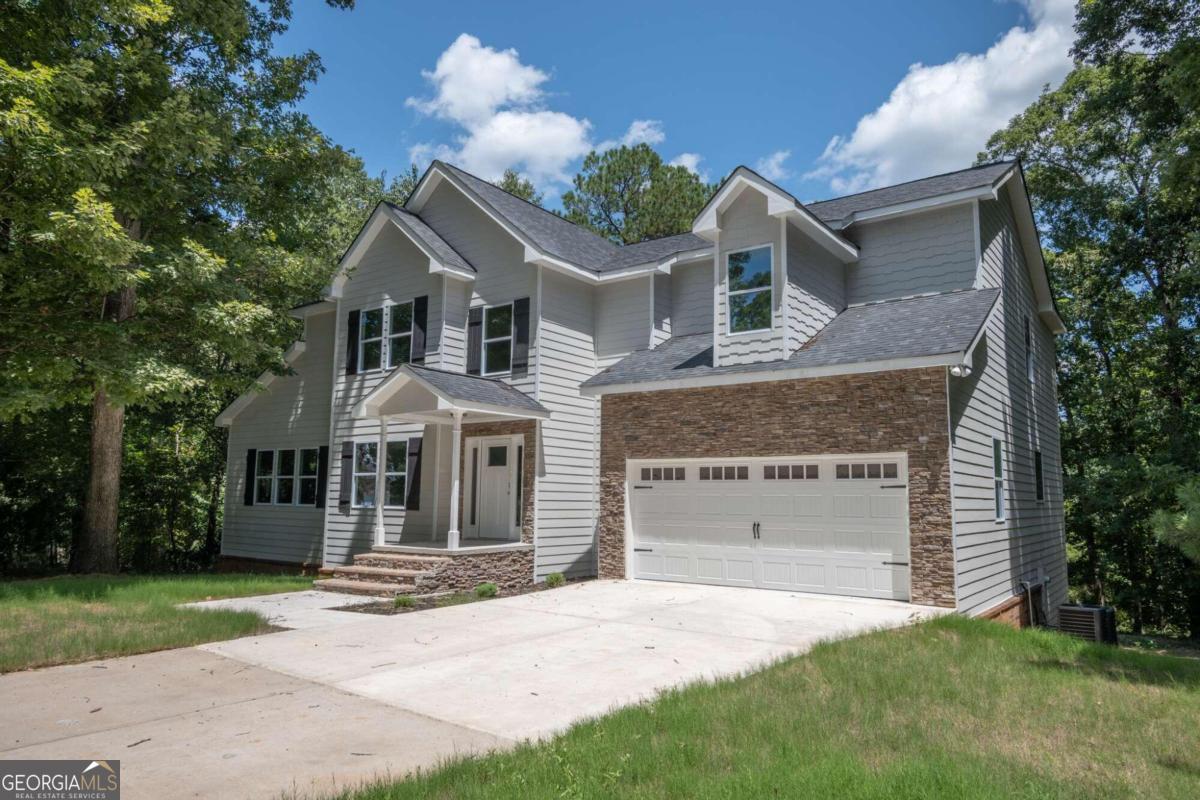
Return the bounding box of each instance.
[628,454,911,600]
[467,437,517,540]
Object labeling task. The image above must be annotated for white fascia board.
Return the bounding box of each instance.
[354,365,551,420]
[779,209,859,262]
[328,204,390,298]
[430,262,476,281]
[831,186,996,230]
[289,301,335,320]
[959,290,1002,371]
[1004,175,1067,335]
[216,341,307,427]
[580,351,965,397]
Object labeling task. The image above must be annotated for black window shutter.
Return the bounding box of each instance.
[511,297,531,378]
[405,437,422,510]
[345,309,360,375]
[466,306,483,375]
[244,449,257,506]
[411,295,428,364]
[338,441,353,513]
[316,445,330,508]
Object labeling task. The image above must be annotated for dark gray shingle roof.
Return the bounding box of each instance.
[407,364,549,415]
[582,288,1000,390]
[432,162,619,271]
[600,232,712,270]
[807,162,1016,225]
[385,203,475,274]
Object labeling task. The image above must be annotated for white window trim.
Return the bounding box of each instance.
[724,242,774,336]
[387,300,414,370]
[351,441,377,509]
[358,306,385,373]
[993,437,1006,522]
[482,302,514,376]
[383,439,408,509]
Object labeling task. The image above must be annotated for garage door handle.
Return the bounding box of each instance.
[881,561,909,566]
[634,548,653,553]
[881,484,907,489]
[633,485,653,490]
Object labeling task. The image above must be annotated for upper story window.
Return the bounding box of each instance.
[483,303,514,375]
[388,302,414,369]
[726,245,773,333]
[359,308,384,372]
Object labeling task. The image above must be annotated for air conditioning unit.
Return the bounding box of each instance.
[1057,605,1118,645]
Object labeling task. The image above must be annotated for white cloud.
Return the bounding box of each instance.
[407,36,674,189]
[807,0,1075,194]
[669,152,708,182]
[755,150,792,182]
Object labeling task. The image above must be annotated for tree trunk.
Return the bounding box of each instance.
[73,386,126,573]
[73,283,136,573]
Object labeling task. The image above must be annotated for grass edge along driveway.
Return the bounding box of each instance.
[0,573,311,672]
[333,615,1200,800]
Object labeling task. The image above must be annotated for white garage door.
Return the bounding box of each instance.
[629,455,910,600]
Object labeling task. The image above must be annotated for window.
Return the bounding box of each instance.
[699,465,748,480]
[640,466,685,481]
[274,449,296,504]
[993,438,1005,521]
[388,302,414,369]
[765,464,819,479]
[835,462,899,480]
[1024,316,1035,384]
[483,303,513,375]
[359,308,384,372]
[299,448,320,505]
[726,245,772,333]
[352,442,378,508]
[255,450,275,503]
[1034,450,1045,503]
[384,440,407,507]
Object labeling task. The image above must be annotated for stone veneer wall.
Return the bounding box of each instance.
[459,419,537,545]
[598,367,956,608]
[424,546,536,592]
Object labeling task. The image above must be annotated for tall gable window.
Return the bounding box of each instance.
[388,302,413,369]
[359,308,384,372]
[483,303,514,375]
[726,245,772,333]
[1024,315,1035,384]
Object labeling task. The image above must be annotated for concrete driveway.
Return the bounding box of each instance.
[1,580,942,799]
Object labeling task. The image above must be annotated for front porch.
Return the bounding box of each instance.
[317,364,549,597]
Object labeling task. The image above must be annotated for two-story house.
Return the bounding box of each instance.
[216,159,1067,624]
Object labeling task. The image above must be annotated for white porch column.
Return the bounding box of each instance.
[374,417,388,547]
[446,409,464,550]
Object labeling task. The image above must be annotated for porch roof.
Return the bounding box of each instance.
[354,363,550,423]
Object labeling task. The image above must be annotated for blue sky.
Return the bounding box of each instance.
[277,0,1074,204]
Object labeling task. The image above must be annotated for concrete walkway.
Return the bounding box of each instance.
[2,580,943,799]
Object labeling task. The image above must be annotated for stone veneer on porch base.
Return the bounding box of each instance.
[597,367,956,608]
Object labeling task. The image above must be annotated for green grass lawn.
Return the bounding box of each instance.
[0,573,312,672]
[336,616,1200,800]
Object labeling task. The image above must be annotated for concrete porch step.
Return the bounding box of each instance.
[312,578,417,597]
[329,564,434,585]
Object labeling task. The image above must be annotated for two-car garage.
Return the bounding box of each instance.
[627,454,911,601]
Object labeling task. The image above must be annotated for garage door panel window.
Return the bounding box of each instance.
[835,462,898,480]
[700,465,749,480]
[640,467,685,481]
[764,464,819,480]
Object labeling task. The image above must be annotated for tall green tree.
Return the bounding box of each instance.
[561,144,712,244]
[495,168,543,207]
[0,0,359,572]
[984,47,1200,634]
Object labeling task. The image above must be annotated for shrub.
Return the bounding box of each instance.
[545,572,565,588]
[474,582,498,598]
[394,594,416,609]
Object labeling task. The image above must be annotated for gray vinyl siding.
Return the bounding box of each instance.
[950,190,1067,620]
[670,260,713,336]
[652,273,671,348]
[844,203,977,305]
[222,311,334,564]
[715,190,786,365]
[536,269,599,578]
[785,223,845,354]
[323,223,444,564]
[596,277,650,369]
